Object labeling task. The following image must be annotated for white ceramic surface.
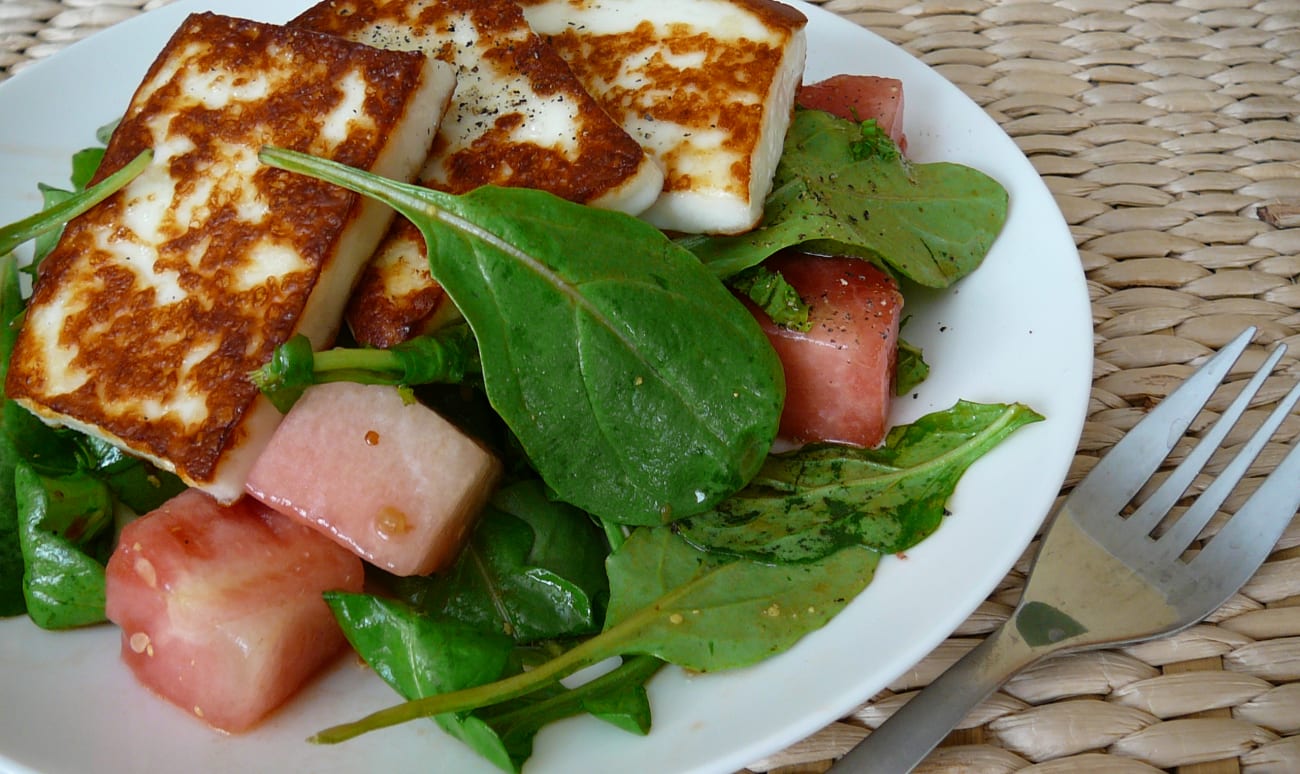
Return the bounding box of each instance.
[0,2,1093,772]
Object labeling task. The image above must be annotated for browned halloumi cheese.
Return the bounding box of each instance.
[292,0,666,347]
[519,0,808,234]
[3,12,456,502]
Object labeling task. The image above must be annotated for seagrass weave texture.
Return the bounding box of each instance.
[2,0,1297,772]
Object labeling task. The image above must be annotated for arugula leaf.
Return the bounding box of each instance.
[310,529,878,743]
[0,149,151,259]
[396,480,610,642]
[678,401,1043,563]
[726,265,811,331]
[680,109,1008,287]
[69,147,107,191]
[850,118,902,163]
[259,147,784,526]
[894,337,930,396]
[15,464,113,628]
[601,528,880,669]
[31,186,75,268]
[574,659,657,734]
[29,143,109,267]
[473,655,661,767]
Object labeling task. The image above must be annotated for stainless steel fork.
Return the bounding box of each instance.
[831,327,1300,773]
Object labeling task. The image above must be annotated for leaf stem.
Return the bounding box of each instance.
[476,655,663,729]
[0,150,151,256]
[310,630,620,744]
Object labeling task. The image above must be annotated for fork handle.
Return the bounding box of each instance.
[829,618,1043,773]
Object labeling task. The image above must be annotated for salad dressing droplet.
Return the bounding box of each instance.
[364,430,381,446]
[129,632,152,655]
[375,506,411,539]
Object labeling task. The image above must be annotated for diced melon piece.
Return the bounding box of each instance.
[750,252,903,448]
[104,489,364,732]
[246,382,501,577]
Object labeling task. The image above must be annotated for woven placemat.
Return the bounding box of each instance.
[2,1,1298,772]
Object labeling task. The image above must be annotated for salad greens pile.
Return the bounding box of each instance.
[0,104,1038,772]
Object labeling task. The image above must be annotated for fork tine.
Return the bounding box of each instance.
[1125,343,1288,538]
[1071,327,1256,517]
[1155,368,1300,560]
[1188,387,1300,606]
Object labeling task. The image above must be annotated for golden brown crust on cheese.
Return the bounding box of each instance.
[344,221,448,349]
[531,7,802,203]
[294,0,668,349]
[292,0,651,200]
[5,12,436,487]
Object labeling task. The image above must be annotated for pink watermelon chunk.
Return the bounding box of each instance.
[105,489,364,732]
[246,382,502,577]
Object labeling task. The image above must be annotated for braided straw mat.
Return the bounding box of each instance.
[2,0,1299,772]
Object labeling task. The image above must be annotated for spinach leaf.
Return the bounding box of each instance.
[102,462,186,516]
[311,528,878,744]
[0,254,25,615]
[491,480,611,612]
[327,591,659,772]
[325,592,517,773]
[396,480,610,642]
[15,464,113,628]
[0,149,155,617]
[259,147,784,526]
[678,401,1043,563]
[680,110,1008,287]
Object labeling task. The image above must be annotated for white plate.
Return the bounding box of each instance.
[0,2,1092,772]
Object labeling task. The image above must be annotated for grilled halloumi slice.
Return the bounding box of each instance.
[4,12,456,502]
[292,0,667,348]
[519,0,808,234]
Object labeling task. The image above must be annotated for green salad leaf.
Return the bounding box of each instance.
[726,264,811,331]
[678,401,1043,563]
[894,338,930,396]
[0,149,151,260]
[394,480,611,643]
[680,109,1008,287]
[260,147,784,527]
[0,254,26,615]
[326,591,660,772]
[310,527,878,744]
[251,325,479,413]
[14,464,114,629]
[325,592,518,772]
[601,527,880,669]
